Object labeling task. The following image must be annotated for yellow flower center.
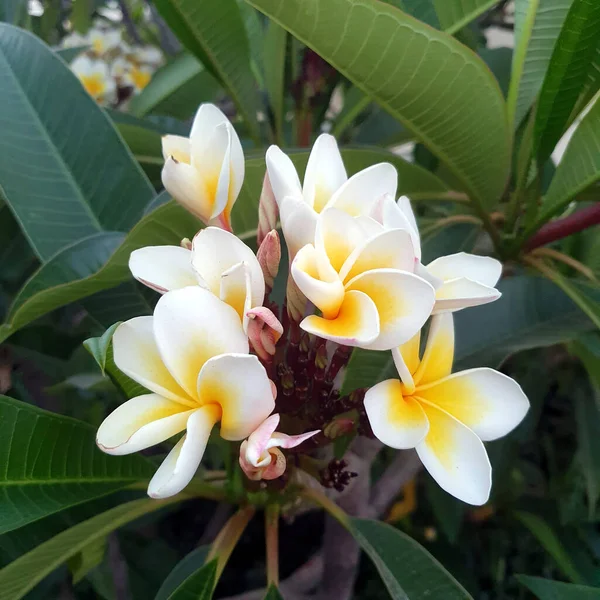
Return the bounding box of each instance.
[92,38,104,55]
[131,67,151,90]
[80,74,106,99]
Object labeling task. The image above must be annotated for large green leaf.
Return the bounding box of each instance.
[0,498,180,600]
[533,0,600,160]
[129,53,221,120]
[153,0,260,142]
[263,20,287,143]
[263,585,285,600]
[155,546,210,600]
[0,395,154,535]
[350,518,473,599]
[0,24,154,261]
[539,96,600,222]
[516,575,600,599]
[433,0,498,34]
[508,0,572,128]
[247,0,511,208]
[166,559,218,600]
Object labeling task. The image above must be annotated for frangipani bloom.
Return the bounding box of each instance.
[291,207,435,349]
[72,55,116,104]
[239,414,319,481]
[86,26,122,56]
[266,134,397,257]
[162,104,244,230]
[374,194,502,313]
[96,287,275,498]
[129,227,265,332]
[364,313,529,505]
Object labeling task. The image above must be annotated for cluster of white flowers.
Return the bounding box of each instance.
[97,103,529,506]
[62,20,163,106]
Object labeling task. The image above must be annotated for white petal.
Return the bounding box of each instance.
[153,287,248,400]
[162,157,211,224]
[426,253,502,288]
[197,354,275,440]
[161,135,190,163]
[416,402,491,506]
[346,268,435,351]
[129,246,197,294]
[432,278,502,313]
[397,196,419,243]
[96,393,194,456]
[266,145,303,207]
[147,404,221,498]
[303,134,347,212]
[189,103,230,150]
[355,215,385,239]
[364,379,429,449]
[379,194,421,260]
[325,163,398,216]
[413,312,454,387]
[269,428,320,450]
[113,317,194,406]
[191,227,264,308]
[244,414,281,467]
[279,196,318,259]
[417,368,530,442]
[220,261,253,331]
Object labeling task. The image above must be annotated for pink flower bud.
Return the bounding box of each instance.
[247,307,284,362]
[256,230,281,292]
[257,173,279,247]
[286,275,307,324]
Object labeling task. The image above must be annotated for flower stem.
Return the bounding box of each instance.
[301,486,350,529]
[265,504,280,586]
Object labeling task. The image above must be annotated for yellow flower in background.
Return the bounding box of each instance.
[71,55,116,104]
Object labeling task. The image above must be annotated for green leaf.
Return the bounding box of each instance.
[247,0,511,208]
[0,24,154,261]
[67,535,107,584]
[0,395,154,535]
[0,498,180,600]
[155,545,210,600]
[54,44,88,63]
[517,575,600,599]
[0,0,24,24]
[391,0,439,28]
[263,20,287,143]
[129,53,221,120]
[539,96,600,222]
[83,322,120,375]
[167,559,218,600]
[514,511,583,583]
[350,517,473,599]
[508,0,572,127]
[433,0,498,35]
[533,0,600,160]
[263,584,285,600]
[153,0,260,142]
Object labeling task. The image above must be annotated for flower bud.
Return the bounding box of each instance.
[246,306,284,362]
[256,230,281,292]
[257,173,279,247]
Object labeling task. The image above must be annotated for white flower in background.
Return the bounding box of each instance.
[131,45,164,67]
[364,313,529,505]
[87,26,121,56]
[110,56,131,80]
[96,286,275,498]
[291,207,434,349]
[266,134,397,258]
[123,63,153,92]
[61,31,87,48]
[162,104,244,230]
[239,414,319,481]
[373,194,503,313]
[129,227,265,332]
[71,55,116,104]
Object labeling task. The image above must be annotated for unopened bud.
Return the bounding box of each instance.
[257,173,279,247]
[180,237,192,250]
[247,306,284,362]
[324,416,356,439]
[286,276,307,324]
[256,230,281,292]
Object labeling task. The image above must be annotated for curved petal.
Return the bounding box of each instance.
[220,261,253,331]
[147,404,221,498]
[189,103,229,150]
[300,290,380,346]
[244,414,280,467]
[162,157,211,223]
[209,124,233,221]
[355,215,385,239]
[432,278,502,314]
[397,196,419,242]
[266,145,303,206]
[197,354,275,440]
[379,194,421,260]
[417,368,529,442]
[154,287,248,400]
[191,227,264,308]
[291,244,344,319]
[364,379,429,449]
[161,135,190,163]
[96,393,194,456]
[413,313,454,387]
[346,268,435,351]
[269,428,320,450]
[113,317,194,406]
[129,246,197,294]
[280,195,318,259]
[415,402,491,506]
[339,228,416,284]
[325,163,398,216]
[426,253,502,288]
[303,134,347,212]
[392,343,417,393]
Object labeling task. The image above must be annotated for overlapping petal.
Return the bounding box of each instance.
[129,246,197,294]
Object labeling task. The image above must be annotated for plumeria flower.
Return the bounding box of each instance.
[96,286,275,498]
[129,227,265,332]
[86,26,121,56]
[239,414,319,481]
[374,194,502,313]
[131,45,164,66]
[71,55,116,104]
[162,103,244,230]
[123,63,153,92]
[291,207,435,350]
[364,313,529,505]
[266,134,397,257]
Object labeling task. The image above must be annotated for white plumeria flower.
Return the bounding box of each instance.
[239,414,319,481]
[373,194,502,313]
[129,227,264,332]
[123,63,153,92]
[87,26,121,56]
[364,313,529,505]
[266,134,397,258]
[291,207,435,350]
[61,31,87,48]
[96,286,275,499]
[131,45,164,66]
[162,103,244,230]
[71,55,116,104]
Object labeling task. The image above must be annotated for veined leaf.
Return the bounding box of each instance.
[129,53,221,120]
[0,498,181,600]
[0,24,154,261]
[247,0,511,208]
[153,0,260,142]
[0,395,154,535]
[391,0,439,28]
[67,536,107,584]
[539,95,600,222]
[263,20,287,143]
[165,559,217,600]
[155,545,210,600]
[516,575,600,599]
[533,0,600,160]
[54,44,88,63]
